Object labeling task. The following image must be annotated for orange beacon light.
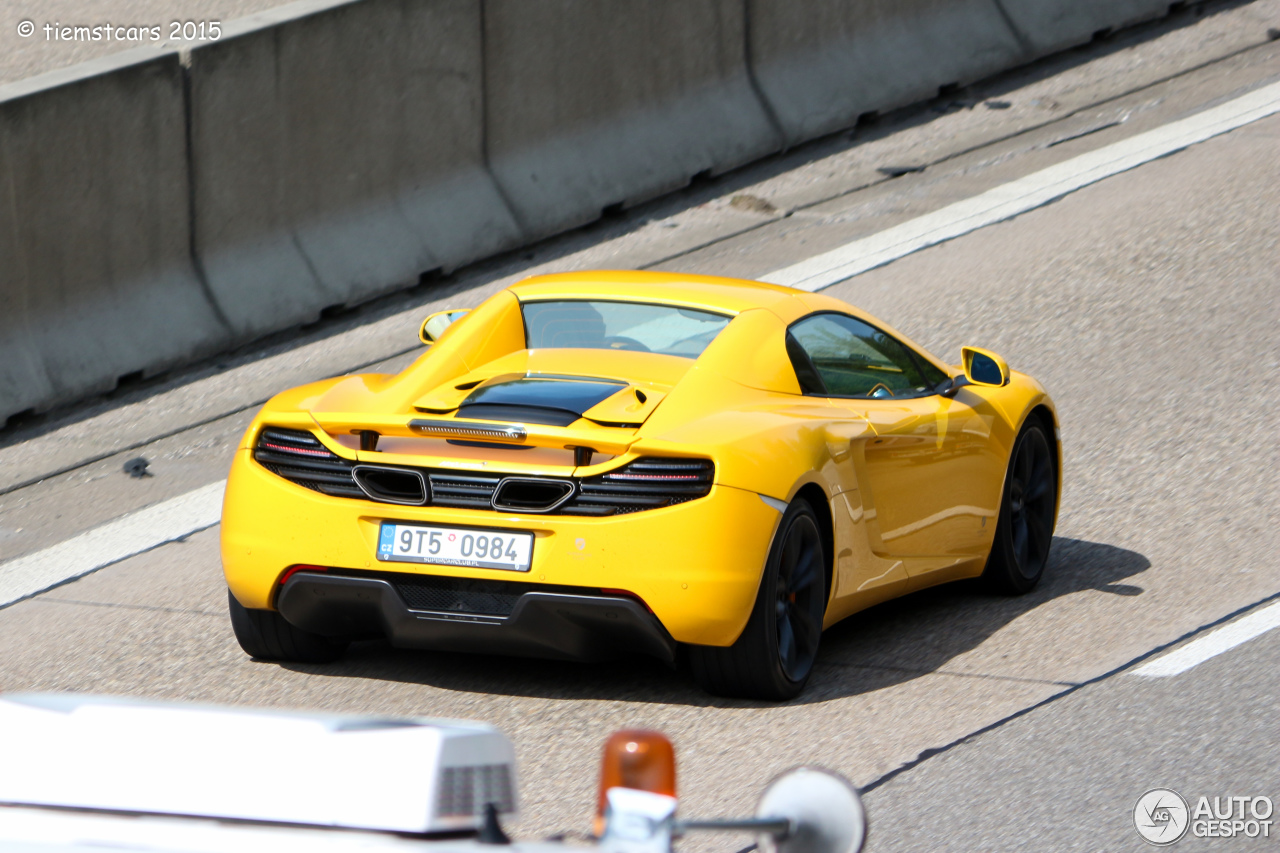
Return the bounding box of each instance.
[595,730,677,836]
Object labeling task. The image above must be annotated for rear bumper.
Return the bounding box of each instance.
[278,572,677,664]
[222,447,784,646]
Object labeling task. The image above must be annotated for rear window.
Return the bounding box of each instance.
[521,300,731,359]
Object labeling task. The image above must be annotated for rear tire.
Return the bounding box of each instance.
[982,420,1057,594]
[689,499,827,701]
[227,590,348,663]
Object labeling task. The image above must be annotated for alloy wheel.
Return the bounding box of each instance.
[1008,427,1055,580]
[774,514,823,682]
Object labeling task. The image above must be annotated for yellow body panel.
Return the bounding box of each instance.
[221,270,1060,650]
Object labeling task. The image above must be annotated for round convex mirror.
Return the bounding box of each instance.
[756,767,867,853]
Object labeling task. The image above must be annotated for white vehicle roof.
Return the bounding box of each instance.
[0,694,516,835]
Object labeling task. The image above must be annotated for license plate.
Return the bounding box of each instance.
[377,523,534,572]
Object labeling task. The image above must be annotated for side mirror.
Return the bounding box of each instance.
[419,309,470,345]
[961,346,1009,387]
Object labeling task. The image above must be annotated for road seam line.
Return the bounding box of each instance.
[0,482,225,610]
[36,597,224,617]
[858,590,1280,794]
[1129,599,1280,677]
[819,660,1076,688]
[762,79,1280,291]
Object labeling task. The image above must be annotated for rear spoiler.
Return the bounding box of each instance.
[309,411,637,455]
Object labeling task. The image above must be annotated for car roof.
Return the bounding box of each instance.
[508,270,803,315]
[505,270,953,375]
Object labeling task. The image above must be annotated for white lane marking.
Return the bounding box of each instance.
[1130,600,1280,678]
[763,80,1280,291]
[3,82,1279,606]
[0,482,225,608]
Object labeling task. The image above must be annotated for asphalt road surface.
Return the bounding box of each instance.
[1,2,1277,850]
[864,604,1280,851]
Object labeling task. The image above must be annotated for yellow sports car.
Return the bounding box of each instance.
[222,271,1059,699]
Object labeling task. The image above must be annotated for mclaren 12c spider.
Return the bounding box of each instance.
[222,270,1060,699]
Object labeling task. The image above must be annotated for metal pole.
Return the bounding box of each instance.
[674,818,793,838]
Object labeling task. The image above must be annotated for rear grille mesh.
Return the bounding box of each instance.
[566,457,715,516]
[428,471,504,509]
[395,575,530,616]
[254,427,713,516]
[253,428,365,499]
[436,764,515,817]
[337,569,599,618]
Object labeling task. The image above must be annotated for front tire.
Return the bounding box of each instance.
[227,591,348,663]
[690,499,827,700]
[982,420,1057,594]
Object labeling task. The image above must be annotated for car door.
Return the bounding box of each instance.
[857,395,1001,565]
[787,313,1003,573]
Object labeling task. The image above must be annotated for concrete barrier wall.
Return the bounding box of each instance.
[483,0,782,240]
[998,0,1175,54]
[187,0,523,340]
[0,0,1205,425]
[748,0,1031,146]
[0,51,230,424]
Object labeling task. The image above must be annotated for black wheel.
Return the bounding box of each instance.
[689,499,827,700]
[982,420,1056,594]
[227,591,348,663]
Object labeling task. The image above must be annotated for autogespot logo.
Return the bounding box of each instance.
[1135,789,1191,846]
